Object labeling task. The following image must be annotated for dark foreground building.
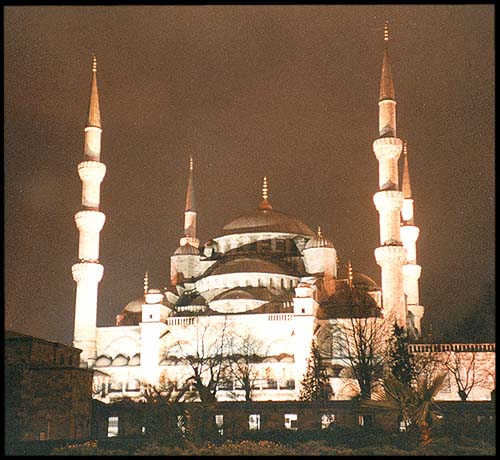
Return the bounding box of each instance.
[91,398,495,441]
[5,330,93,448]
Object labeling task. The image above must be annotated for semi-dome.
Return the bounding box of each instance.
[210,257,294,276]
[352,272,380,291]
[221,208,315,237]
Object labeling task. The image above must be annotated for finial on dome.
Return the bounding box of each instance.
[348,260,353,288]
[317,225,322,237]
[258,176,272,210]
[144,270,149,295]
[384,21,389,43]
[92,54,97,72]
[189,155,194,172]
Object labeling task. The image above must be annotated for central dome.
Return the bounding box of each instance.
[210,257,294,276]
[221,208,315,237]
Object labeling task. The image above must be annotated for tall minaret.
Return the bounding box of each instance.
[400,143,424,335]
[72,55,106,367]
[180,155,199,248]
[372,23,407,328]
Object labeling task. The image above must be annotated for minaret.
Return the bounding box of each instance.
[400,143,424,335]
[72,55,106,367]
[372,23,407,328]
[180,155,199,248]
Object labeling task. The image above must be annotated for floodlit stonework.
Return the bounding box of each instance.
[72,31,495,405]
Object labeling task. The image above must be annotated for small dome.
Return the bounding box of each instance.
[95,354,112,367]
[352,272,380,291]
[123,297,144,313]
[173,243,200,256]
[129,353,140,366]
[305,227,334,249]
[111,353,129,367]
[145,289,164,304]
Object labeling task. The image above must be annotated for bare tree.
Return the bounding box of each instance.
[226,332,265,401]
[331,312,389,400]
[442,350,491,401]
[173,317,230,402]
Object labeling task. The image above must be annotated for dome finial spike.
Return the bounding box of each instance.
[317,225,322,237]
[348,260,353,288]
[384,20,389,43]
[144,270,149,295]
[262,176,269,200]
[189,155,194,172]
[92,54,97,72]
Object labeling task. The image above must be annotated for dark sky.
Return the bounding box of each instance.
[5,6,494,345]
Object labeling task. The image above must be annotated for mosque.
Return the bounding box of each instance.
[71,26,493,404]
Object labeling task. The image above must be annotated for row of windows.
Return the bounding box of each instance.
[107,412,494,438]
[99,378,296,396]
[221,238,296,255]
[107,413,355,437]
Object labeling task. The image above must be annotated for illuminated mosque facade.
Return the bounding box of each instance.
[71,26,494,403]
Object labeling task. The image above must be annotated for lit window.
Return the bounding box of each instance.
[215,414,224,436]
[321,414,335,429]
[358,415,364,427]
[399,419,411,432]
[284,413,298,430]
[249,414,260,430]
[107,416,119,437]
[177,415,186,433]
[142,426,146,434]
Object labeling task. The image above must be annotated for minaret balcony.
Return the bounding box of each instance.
[72,262,104,283]
[400,225,420,244]
[373,137,403,161]
[75,210,106,232]
[78,161,106,183]
[374,245,406,266]
[373,190,404,212]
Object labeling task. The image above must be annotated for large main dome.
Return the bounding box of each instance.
[220,207,315,237]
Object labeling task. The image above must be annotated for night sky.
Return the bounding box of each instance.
[5,6,494,346]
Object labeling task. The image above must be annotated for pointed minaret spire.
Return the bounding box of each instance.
[401,142,415,226]
[185,155,196,212]
[87,54,101,129]
[180,155,199,248]
[380,21,395,104]
[144,270,149,295]
[259,176,272,210]
[402,142,412,199]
